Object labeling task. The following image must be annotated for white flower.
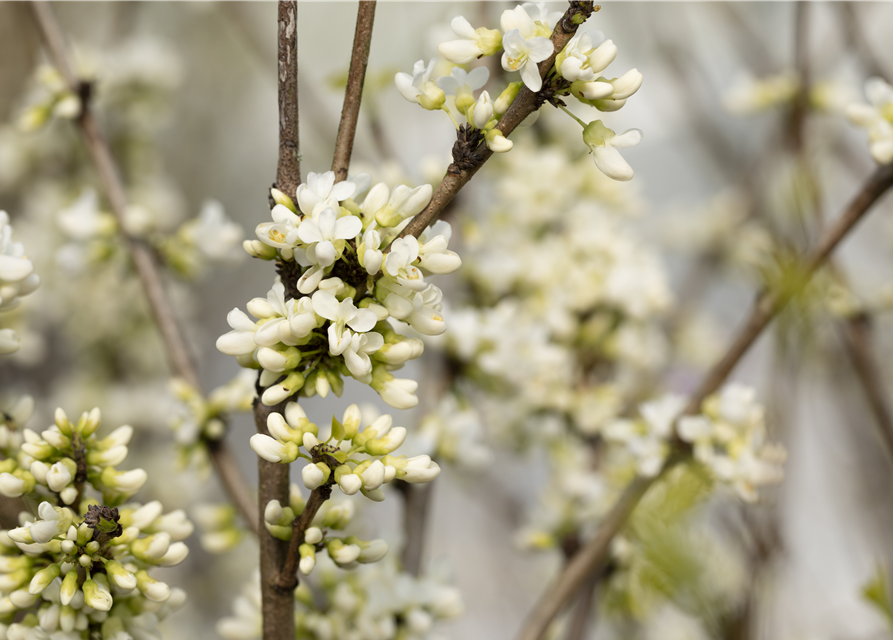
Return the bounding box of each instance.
[361,228,383,275]
[438,16,502,65]
[296,207,362,268]
[407,286,447,336]
[373,374,419,410]
[361,182,433,228]
[437,66,490,118]
[473,90,495,128]
[401,455,442,483]
[558,28,608,82]
[311,290,377,356]
[418,221,461,274]
[582,120,643,181]
[185,200,244,261]
[501,29,553,92]
[0,212,38,312]
[395,59,445,111]
[256,203,302,250]
[216,308,258,356]
[383,237,426,290]
[846,77,893,164]
[343,331,385,380]
[56,189,115,241]
[30,502,71,544]
[295,171,357,215]
[640,394,686,440]
[609,68,644,100]
[0,473,25,497]
[46,462,72,493]
[249,434,297,463]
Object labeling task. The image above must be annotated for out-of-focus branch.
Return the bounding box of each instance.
[277,0,301,198]
[840,3,891,81]
[332,1,376,183]
[397,480,434,576]
[839,314,893,461]
[516,163,893,640]
[28,1,258,535]
[396,1,598,242]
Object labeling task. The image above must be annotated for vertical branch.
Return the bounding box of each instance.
[277,0,301,197]
[29,1,258,535]
[331,0,377,182]
[256,4,301,638]
[398,481,434,576]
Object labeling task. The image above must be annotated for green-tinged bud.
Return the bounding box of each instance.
[104,560,137,590]
[591,97,627,112]
[101,616,127,639]
[477,26,503,57]
[341,198,361,216]
[298,543,316,575]
[455,86,476,114]
[342,405,361,440]
[326,538,361,565]
[495,81,523,115]
[131,533,171,562]
[59,569,79,606]
[78,555,92,569]
[271,188,297,213]
[261,371,305,406]
[289,484,305,515]
[365,427,407,456]
[265,522,293,541]
[54,408,71,434]
[331,416,345,441]
[28,564,60,595]
[82,578,113,612]
[243,239,279,260]
[326,369,344,397]
[85,541,100,554]
[136,570,171,603]
[17,104,50,132]
[76,523,93,547]
[78,408,101,438]
[345,536,390,563]
[321,502,354,530]
[418,82,446,111]
[375,205,404,228]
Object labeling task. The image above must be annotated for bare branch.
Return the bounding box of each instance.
[28,1,258,535]
[398,480,434,576]
[277,483,332,591]
[516,163,893,640]
[332,1,377,183]
[277,0,301,197]
[839,314,893,461]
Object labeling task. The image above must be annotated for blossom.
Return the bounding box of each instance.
[582,120,643,181]
[383,237,426,290]
[184,199,244,261]
[256,203,302,249]
[361,182,433,229]
[437,16,502,64]
[311,290,377,356]
[846,77,893,164]
[56,189,115,241]
[295,171,358,215]
[395,59,445,111]
[418,221,462,274]
[501,29,553,93]
[436,66,490,115]
[297,207,362,267]
[557,28,611,82]
[343,331,385,381]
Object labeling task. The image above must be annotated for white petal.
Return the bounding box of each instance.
[610,128,643,149]
[437,40,481,66]
[333,215,362,240]
[593,145,634,181]
[347,308,377,333]
[520,59,543,92]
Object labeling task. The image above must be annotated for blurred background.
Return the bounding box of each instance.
[2,2,893,639]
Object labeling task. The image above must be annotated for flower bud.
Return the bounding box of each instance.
[249,434,298,464]
[365,427,407,456]
[60,569,78,606]
[326,539,361,565]
[485,128,513,153]
[473,91,495,129]
[298,544,316,575]
[589,39,618,73]
[28,563,60,595]
[494,81,523,115]
[243,239,278,260]
[609,68,643,100]
[302,463,330,490]
[270,188,297,213]
[105,560,137,590]
[304,527,323,545]
[82,578,113,612]
[136,571,170,603]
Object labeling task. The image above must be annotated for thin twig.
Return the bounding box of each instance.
[839,314,893,461]
[277,483,332,591]
[396,2,598,242]
[331,1,376,183]
[28,1,258,535]
[516,163,893,640]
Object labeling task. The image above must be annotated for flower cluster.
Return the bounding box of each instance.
[0,407,189,638]
[605,384,786,501]
[396,4,645,179]
[0,211,40,354]
[217,170,461,410]
[16,66,81,132]
[218,556,463,640]
[847,77,893,165]
[251,402,441,502]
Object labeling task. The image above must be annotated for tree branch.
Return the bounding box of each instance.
[516,163,893,640]
[396,1,598,241]
[331,0,376,183]
[277,483,332,591]
[397,480,434,576]
[28,1,258,535]
[277,0,301,198]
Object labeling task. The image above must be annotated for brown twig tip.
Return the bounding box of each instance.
[332,1,377,183]
[277,484,333,592]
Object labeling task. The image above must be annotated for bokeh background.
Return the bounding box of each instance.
[2,2,893,639]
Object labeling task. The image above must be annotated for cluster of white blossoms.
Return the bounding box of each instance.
[218,556,463,640]
[0,407,188,638]
[847,77,893,165]
[251,403,439,520]
[217,170,461,410]
[396,3,645,180]
[16,66,82,132]
[604,384,786,502]
[0,211,39,355]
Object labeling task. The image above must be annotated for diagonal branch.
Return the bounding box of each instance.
[331,0,377,183]
[397,1,598,241]
[516,163,893,640]
[28,1,258,535]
